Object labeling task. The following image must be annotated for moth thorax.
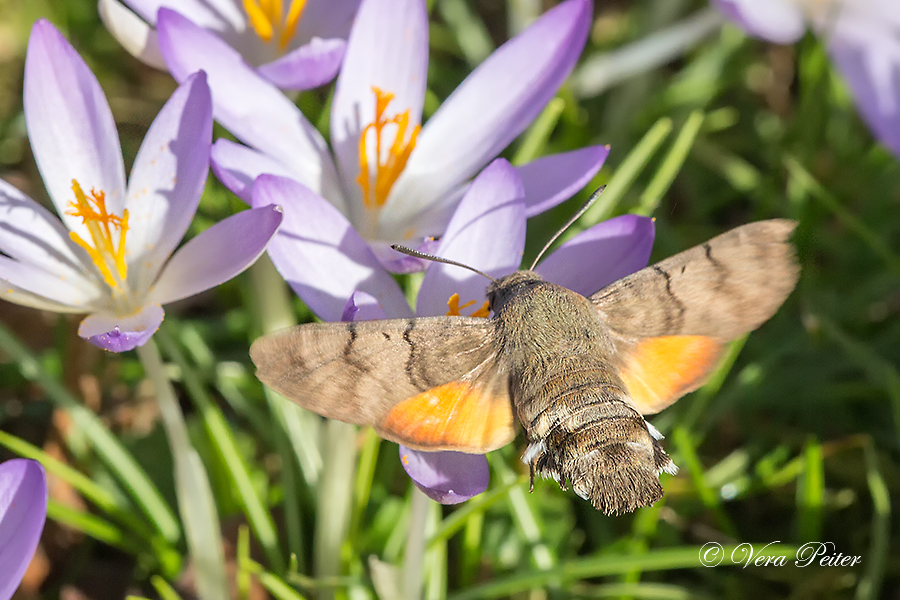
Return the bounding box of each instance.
[524,399,675,515]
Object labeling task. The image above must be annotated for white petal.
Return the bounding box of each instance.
[24,21,127,235]
[0,255,100,309]
[0,281,87,313]
[125,72,212,295]
[0,179,96,287]
[390,0,591,225]
[330,0,429,213]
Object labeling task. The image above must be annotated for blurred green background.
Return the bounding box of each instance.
[0,0,898,598]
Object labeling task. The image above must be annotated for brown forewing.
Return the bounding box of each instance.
[249,316,500,430]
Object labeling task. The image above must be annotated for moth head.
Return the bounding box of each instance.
[485,270,544,313]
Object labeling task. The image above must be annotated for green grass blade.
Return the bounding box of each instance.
[571,117,673,234]
[151,575,186,600]
[448,545,798,600]
[46,499,143,554]
[435,0,494,66]
[428,477,518,548]
[244,559,310,600]
[137,340,228,600]
[784,156,900,274]
[0,430,163,543]
[795,437,824,542]
[512,97,566,166]
[158,327,284,572]
[856,441,890,600]
[0,323,180,543]
[670,426,737,537]
[487,454,555,571]
[635,110,705,216]
[315,420,357,599]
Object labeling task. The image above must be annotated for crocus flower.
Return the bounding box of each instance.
[0,21,281,352]
[156,0,608,305]
[713,0,900,157]
[99,0,360,91]
[252,158,655,502]
[0,459,47,600]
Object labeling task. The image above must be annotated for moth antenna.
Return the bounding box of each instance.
[529,185,607,271]
[391,244,497,283]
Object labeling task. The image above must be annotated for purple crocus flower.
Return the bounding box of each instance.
[0,459,47,600]
[155,0,608,313]
[253,158,655,502]
[99,0,360,91]
[713,0,900,157]
[0,21,282,352]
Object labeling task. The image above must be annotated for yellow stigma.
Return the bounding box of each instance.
[243,0,307,50]
[446,293,490,318]
[66,180,129,289]
[357,87,420,209]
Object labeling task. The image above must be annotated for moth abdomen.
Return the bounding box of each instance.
[523,383,675,515]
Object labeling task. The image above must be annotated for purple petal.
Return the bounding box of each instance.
[24,20,127,233]
[126,71,212,295]
[399,446,488,504]
[149,205,282,304]
[257,38,346,91]
[390,0,591,223]
[156,9,343,202]
[341,290,387,322]
[517,145,610,217]
[288,0,361,43]
[78,304,165,351]
[416,159,525,317]
[711,0,806,44]
[828,14,900,158]
[98,0,166,69]
[251,174,412,320]
[330,0,429,202]
[0,459,47,600]
[535,214,655,297]
[210,139,299,204]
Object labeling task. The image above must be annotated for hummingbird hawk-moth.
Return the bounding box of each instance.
[250,219,799,514]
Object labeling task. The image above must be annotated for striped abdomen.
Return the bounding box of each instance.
[516,354,676,515]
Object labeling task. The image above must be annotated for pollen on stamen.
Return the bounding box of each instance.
[357,87,420,209]
[66,179,129,289]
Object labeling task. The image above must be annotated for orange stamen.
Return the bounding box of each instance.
[280,0,307,49]
[66,180,129,289]
[244,0,307,49]
[243,0,275,42]
[446,293,490,318]
[357,87,420,209]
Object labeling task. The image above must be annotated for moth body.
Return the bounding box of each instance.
[487,271,675,514]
